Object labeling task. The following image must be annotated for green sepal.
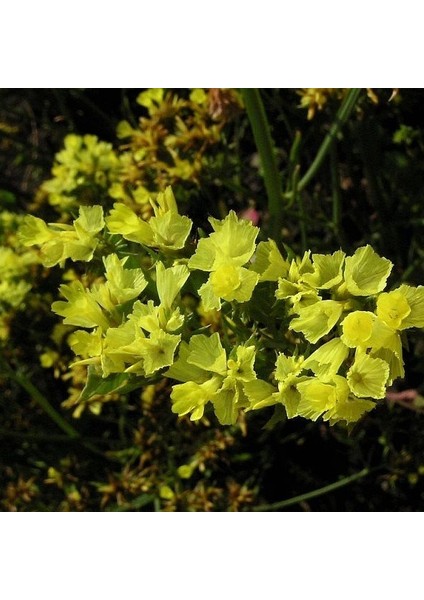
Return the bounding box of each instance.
[79,366,140,402]
[263,404,287,430]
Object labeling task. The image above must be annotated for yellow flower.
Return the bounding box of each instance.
[376,290,411,329]
[302,338,349,380]
[52,281,110,330]
[392,285,424,330]
[347,352,389,399]
[106,187,191,251]
[296,378,338,421]
[344,245,392,296]
[341,311,375,348]
[303,250,346,289]
[19,206,104,268]
[200,264,258,310]
[189,211,259,271]
[171,377,222,421]
[251,240,289,282]
[290,299,344,343]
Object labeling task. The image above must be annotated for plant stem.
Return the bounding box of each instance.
[330,141,345,246]
[1,359,125,462]
[241,89,284,242]
[286,88,362,199]
[252,467,372,511]
[2,360,80,439]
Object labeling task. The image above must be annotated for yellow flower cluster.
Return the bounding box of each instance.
[297,89,346,120]
[39,89,242,220]
[248,245,424,424]
[19,186,424,427]
[0,211,38,340]
[41,134,120,210]
[115,88,242,195]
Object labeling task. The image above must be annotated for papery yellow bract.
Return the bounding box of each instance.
[73,205,105,238]
[103,254,147,305]
[171,377,222,421]
[134,329,181,376]
[204,264,259,309]
[244,356,305,416]
[188,211,259,272]
[210,264,241,297]
[296,378,338,421]
[371,346,404,384]
[212,386,243,425]
[367,317,402,353]
[165,341,207,383]
[150,186,178,216]
[19,215,53,246]
[155,261,190,310]
[188,211,260,311]
[19,206,105,268]
[288,251,314,281]
[167,333,260,424]
[186,332,227,376]
[347,352,389,399]
[396,285,424,329]
[100,320,139,377]
[69,328,103,360]
[289,299,344,343]
[148,209,192,250]
[323,376,375,425]
[297,375,374,424]
[275,278,319,311]
[303,250,346,289]
[244,379,277,410]
[273,354,307,418]
[106,203,154,245]
[302,337,349,380]
[376,290,411,329]
[52,281,110,330]
[106,189,191,252]
[275,354,304,381]
[251,240,289,282]
[341,311,375,348]
[344,245,392,296]
[226,346,257,383]
[129,300,184,334]
[209,264,258,308]
[275,251,320,311]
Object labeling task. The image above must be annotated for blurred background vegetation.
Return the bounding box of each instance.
[1,88,424,511]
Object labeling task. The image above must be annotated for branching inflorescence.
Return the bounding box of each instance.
[19,186,424,426]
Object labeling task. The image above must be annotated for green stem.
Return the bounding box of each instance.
[286,130,302,199]
[1,359,124,462]
[2,359,79,439]
[252,467,372,511]
[286,88,362,199]
[330,141,345,246]
[241,89,284,242]
[291,165,308,252]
